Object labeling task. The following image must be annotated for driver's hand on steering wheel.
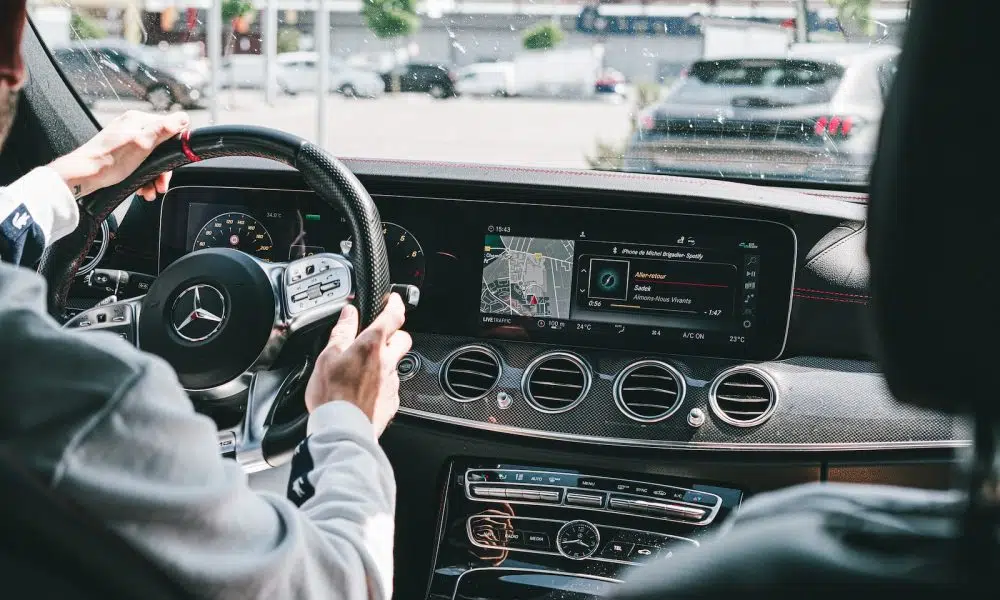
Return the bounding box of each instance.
[305,293,412,437]
[49,110,190,202]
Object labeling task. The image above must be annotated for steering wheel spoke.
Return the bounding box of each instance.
[234,362,310,473]
[63,296,143,346]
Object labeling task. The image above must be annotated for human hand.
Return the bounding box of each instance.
[48,110,189,202]
[305,294,412,437]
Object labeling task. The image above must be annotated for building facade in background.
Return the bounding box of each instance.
[28,1,910,83]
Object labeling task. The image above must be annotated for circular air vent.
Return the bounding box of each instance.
[708,366,777,427]
[522,352,591,414]
[613,360,686,422]
[440,345,502,402]
[77,220,110,277]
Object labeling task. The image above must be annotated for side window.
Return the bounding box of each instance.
[877,58,898,100]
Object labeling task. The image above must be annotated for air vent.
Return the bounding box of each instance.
[522,352,591,414]
[441,345,502,402]
[614,360,685,422]
[77,220,110,277]
[708,367,777,427]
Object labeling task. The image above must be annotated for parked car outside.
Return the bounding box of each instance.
[623,44,900,184]
[52,40,208,111]
[276,52,385,98]
[456,62,515,97]
[381,63,458,98]
[595,67,626,96]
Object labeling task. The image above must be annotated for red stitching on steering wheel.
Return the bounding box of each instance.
[180,130,201,163]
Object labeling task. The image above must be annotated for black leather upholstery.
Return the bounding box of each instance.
[613,2,992,597]
[866,3,993,416]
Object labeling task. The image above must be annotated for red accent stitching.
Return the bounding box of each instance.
[794,287,870,299]
[794,293,869,306]
[180,130,201,163]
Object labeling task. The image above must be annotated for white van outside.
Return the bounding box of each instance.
[455,62,515,97]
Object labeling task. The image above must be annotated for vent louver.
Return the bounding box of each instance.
[614,360,685,422]
[709,367,777,427]
[441,345,501,402]
[522,352,591,414]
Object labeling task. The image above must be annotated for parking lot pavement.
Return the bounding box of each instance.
[92,91,634,169]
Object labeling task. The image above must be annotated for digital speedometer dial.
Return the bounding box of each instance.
[192,212,275,261]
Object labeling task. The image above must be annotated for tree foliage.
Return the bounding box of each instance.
[70,13,106,40]
[827,0,876,36]
[222,0,254,23]
[362,0,420,40]
[277,27,300,53]
[522,22,564,50]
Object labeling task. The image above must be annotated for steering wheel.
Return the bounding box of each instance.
[37,125,392,471]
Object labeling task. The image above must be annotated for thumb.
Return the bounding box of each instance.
[326,304,359,354]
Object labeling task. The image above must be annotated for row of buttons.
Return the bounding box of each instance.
[608,496,708,521]
[285,256,350,314]
[471,485,561,503]
[467,515,695,565]
[599,539,683,563]
[465,469,719,508]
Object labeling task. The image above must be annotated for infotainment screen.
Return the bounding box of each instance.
[476,209,795,360]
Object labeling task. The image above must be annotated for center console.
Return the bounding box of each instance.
[427,459,743,600]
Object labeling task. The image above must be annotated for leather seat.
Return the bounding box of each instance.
[611,2,998,597]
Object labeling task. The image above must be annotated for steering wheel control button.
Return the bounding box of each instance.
[218,431,236,458]
[397,353,419,381]
[284,256,351,315]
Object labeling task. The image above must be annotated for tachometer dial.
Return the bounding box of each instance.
[556,520,600,560]
[382,222,425,287]
[193,212,275,261]
[339,221,425,288]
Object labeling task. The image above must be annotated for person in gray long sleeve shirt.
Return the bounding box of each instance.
[1,4,410,598]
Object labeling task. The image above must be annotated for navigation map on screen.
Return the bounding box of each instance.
[480,235,575,319]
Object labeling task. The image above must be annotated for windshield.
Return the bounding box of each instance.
[30,1,907,188]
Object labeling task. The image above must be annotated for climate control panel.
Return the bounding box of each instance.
[464,468,723,526]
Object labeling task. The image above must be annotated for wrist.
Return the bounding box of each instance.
[48,154,101,199]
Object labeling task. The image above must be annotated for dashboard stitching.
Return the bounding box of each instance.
[803,222,868,270]
[794,294,869,306]
[794,287,870,299]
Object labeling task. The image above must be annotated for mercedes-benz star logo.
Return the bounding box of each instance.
[171,284,227,342]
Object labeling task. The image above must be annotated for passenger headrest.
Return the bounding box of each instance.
[867,2,993,416]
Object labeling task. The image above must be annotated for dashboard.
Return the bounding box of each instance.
[81,158,966,600]
[159,187,797,361]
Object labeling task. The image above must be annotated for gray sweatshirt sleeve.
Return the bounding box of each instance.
[53,352,396,600]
